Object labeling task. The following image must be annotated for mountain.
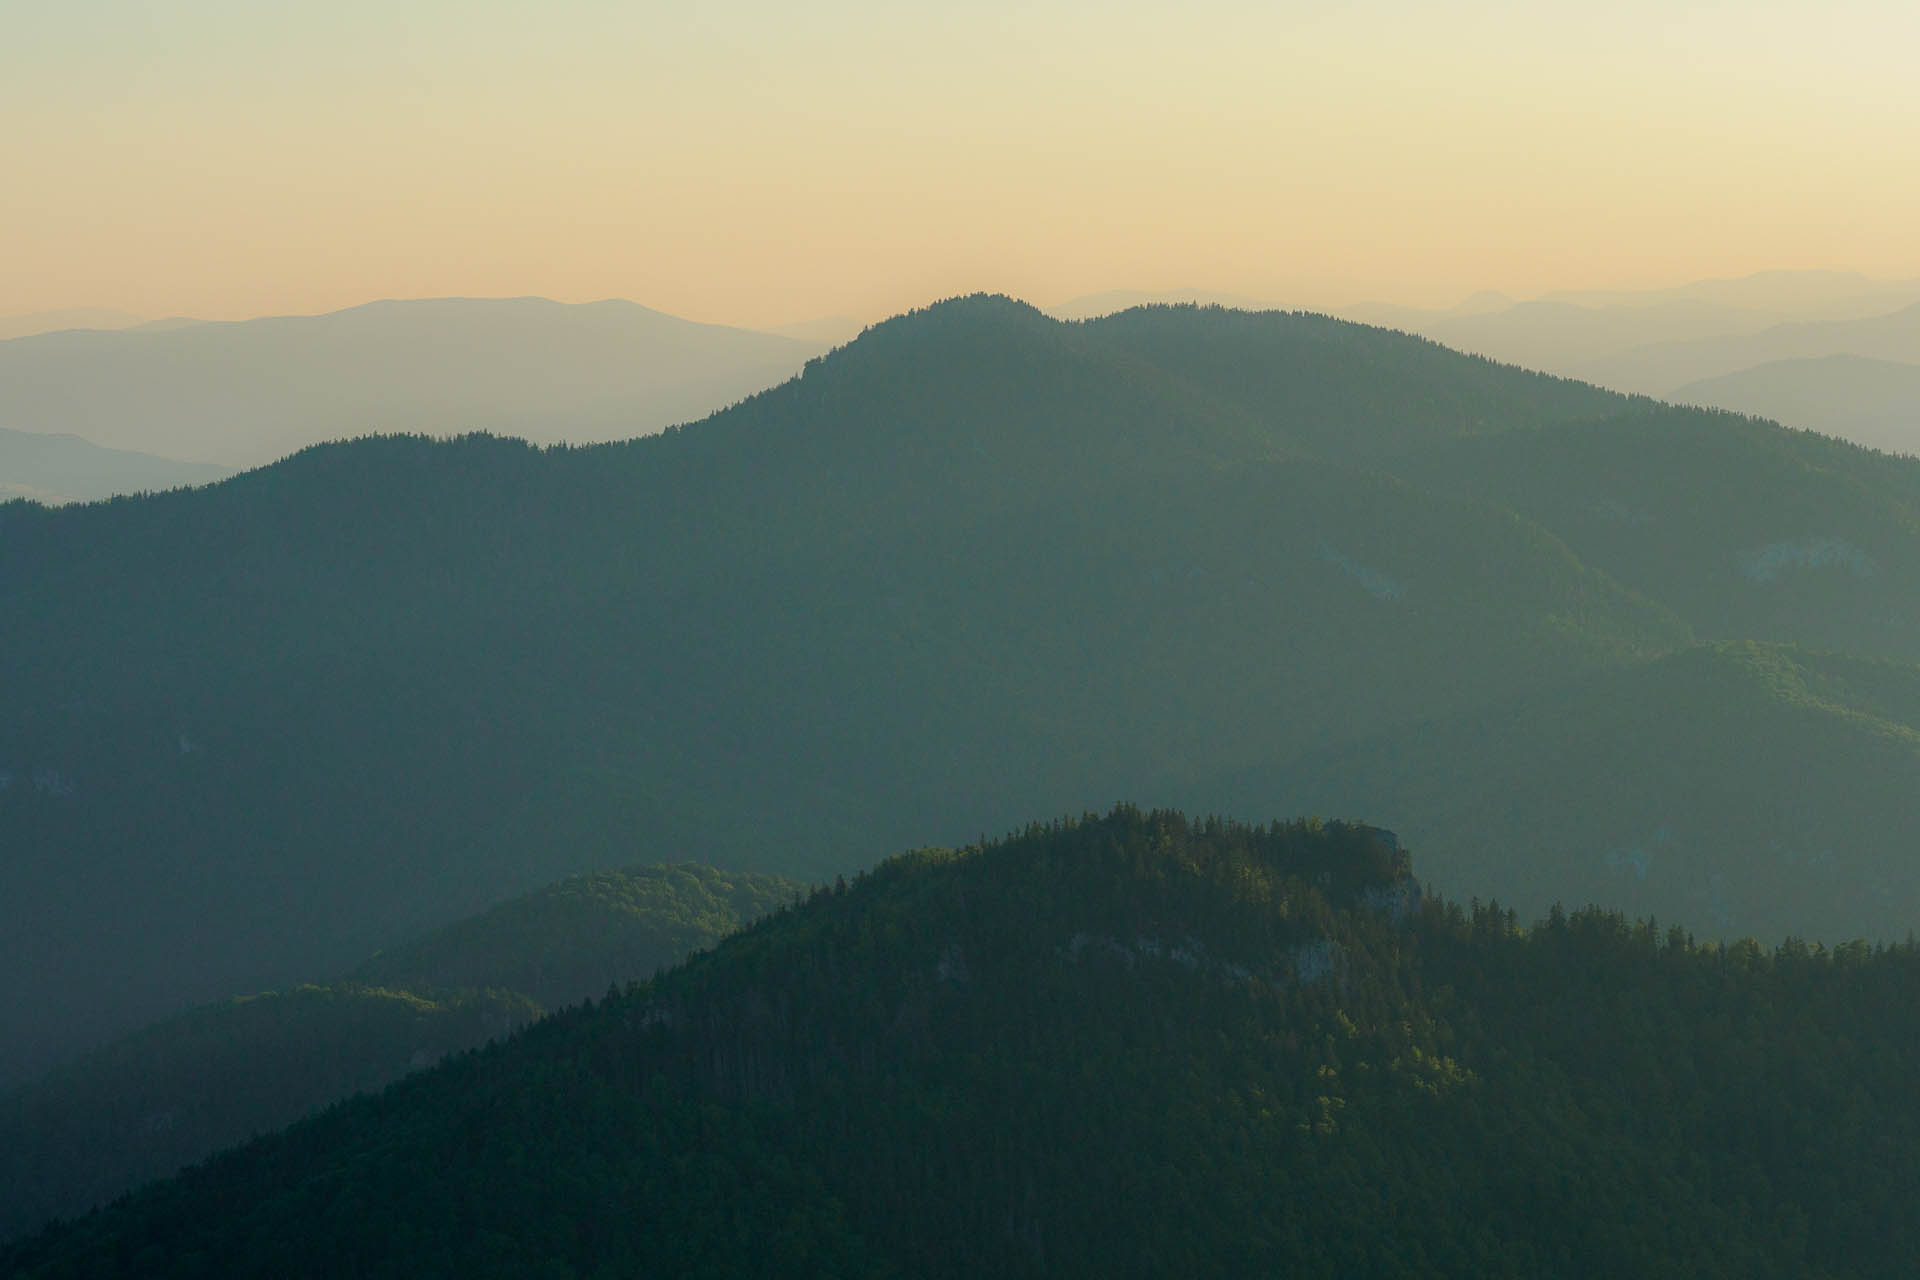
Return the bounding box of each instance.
[5,297,1920,1092]
[0,310,147,342]
[0,297,823,468]
[1671,354,1920,457]
[1413,297,1784,374]
[0,428,232,505]
[0,986,534,1251]
[0,863,802,1242]
[1576,301,1920,396]
[1211,642,1920,942]
[345,863,804,1008]
[1391,406,1920,658]
[8,809,1920,1278]
[1333,272,1920,410]
[0,297,1651,1083]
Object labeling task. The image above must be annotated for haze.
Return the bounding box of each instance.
[9,1,1920,329]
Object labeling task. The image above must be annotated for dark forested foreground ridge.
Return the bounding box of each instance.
[0,864,801,1244]
[7,296,1920,1084]
[8,810,1919,1279]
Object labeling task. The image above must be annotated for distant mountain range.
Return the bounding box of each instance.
[1572,300,1920,395]
[1672,355,1920,457]
[1342,269,1920,359]
[10,276,1916,489]
[0,296,824,469]
[0,428,231,504]
[1329,272,1920,449]
[6,297,1920,1095]
[0,309,150,342]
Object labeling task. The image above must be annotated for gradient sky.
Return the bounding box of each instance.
[7,1,1920,327]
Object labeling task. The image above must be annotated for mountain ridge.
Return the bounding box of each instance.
[0,296,824,468]
[0,862,804,1242]
[9,808,1919,1278]
[3,296,1916,1090]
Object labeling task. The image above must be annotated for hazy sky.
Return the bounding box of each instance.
[7,1,1920,327]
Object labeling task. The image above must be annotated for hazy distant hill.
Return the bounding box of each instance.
[1577,301,1920,395]
[0,863,800,1242]
[1341,270,1920,362]
[0,427,231,504]
[4,298,1919,1091]
[1672,354,1920,457]
[1335,272,1920,430]
[13,810,1920,1278]
[1413,298,1782,374]
[0,309,147,342]
[0,296,822,467]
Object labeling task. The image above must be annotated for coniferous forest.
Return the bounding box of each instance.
[0,864,801,1240]
[15,0,1920,1268]
[7,300,1920,1090]
[5,300,1920,1272]
[7,809,1918,1278]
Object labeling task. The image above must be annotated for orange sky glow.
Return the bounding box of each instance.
[6,1,1919,328]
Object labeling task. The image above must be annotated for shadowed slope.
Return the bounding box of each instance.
[6,298,1920,1090]
[0,863,802,1242]
[0,299,1687,1085]
[9,809,1920,1278]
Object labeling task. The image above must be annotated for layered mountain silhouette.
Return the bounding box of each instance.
[1576,300,1920,397]
[0,309,150,342]
[4,297,1918,1093]
[1340,270,1920,381]
[1673,355,1920,457]
[0,863,800,1242]
[0,428,231,504]
[0,297,824,469]
[8,810,1918,1278]
[1331,271,1920,453]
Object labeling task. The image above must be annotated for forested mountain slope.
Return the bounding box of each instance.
[345,863,802,1007]
[4,297,1918,1086]
[0,864,801,1242]
[1215,642,1920,941]
[1397,407,1920,659]
[9,810,1919,1279]
[0,987,533,1249]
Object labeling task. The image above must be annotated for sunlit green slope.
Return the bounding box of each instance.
[0,863,800,1242]
[9,810,1917,1278]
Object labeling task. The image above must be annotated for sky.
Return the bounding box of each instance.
[6,0,1920,328]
